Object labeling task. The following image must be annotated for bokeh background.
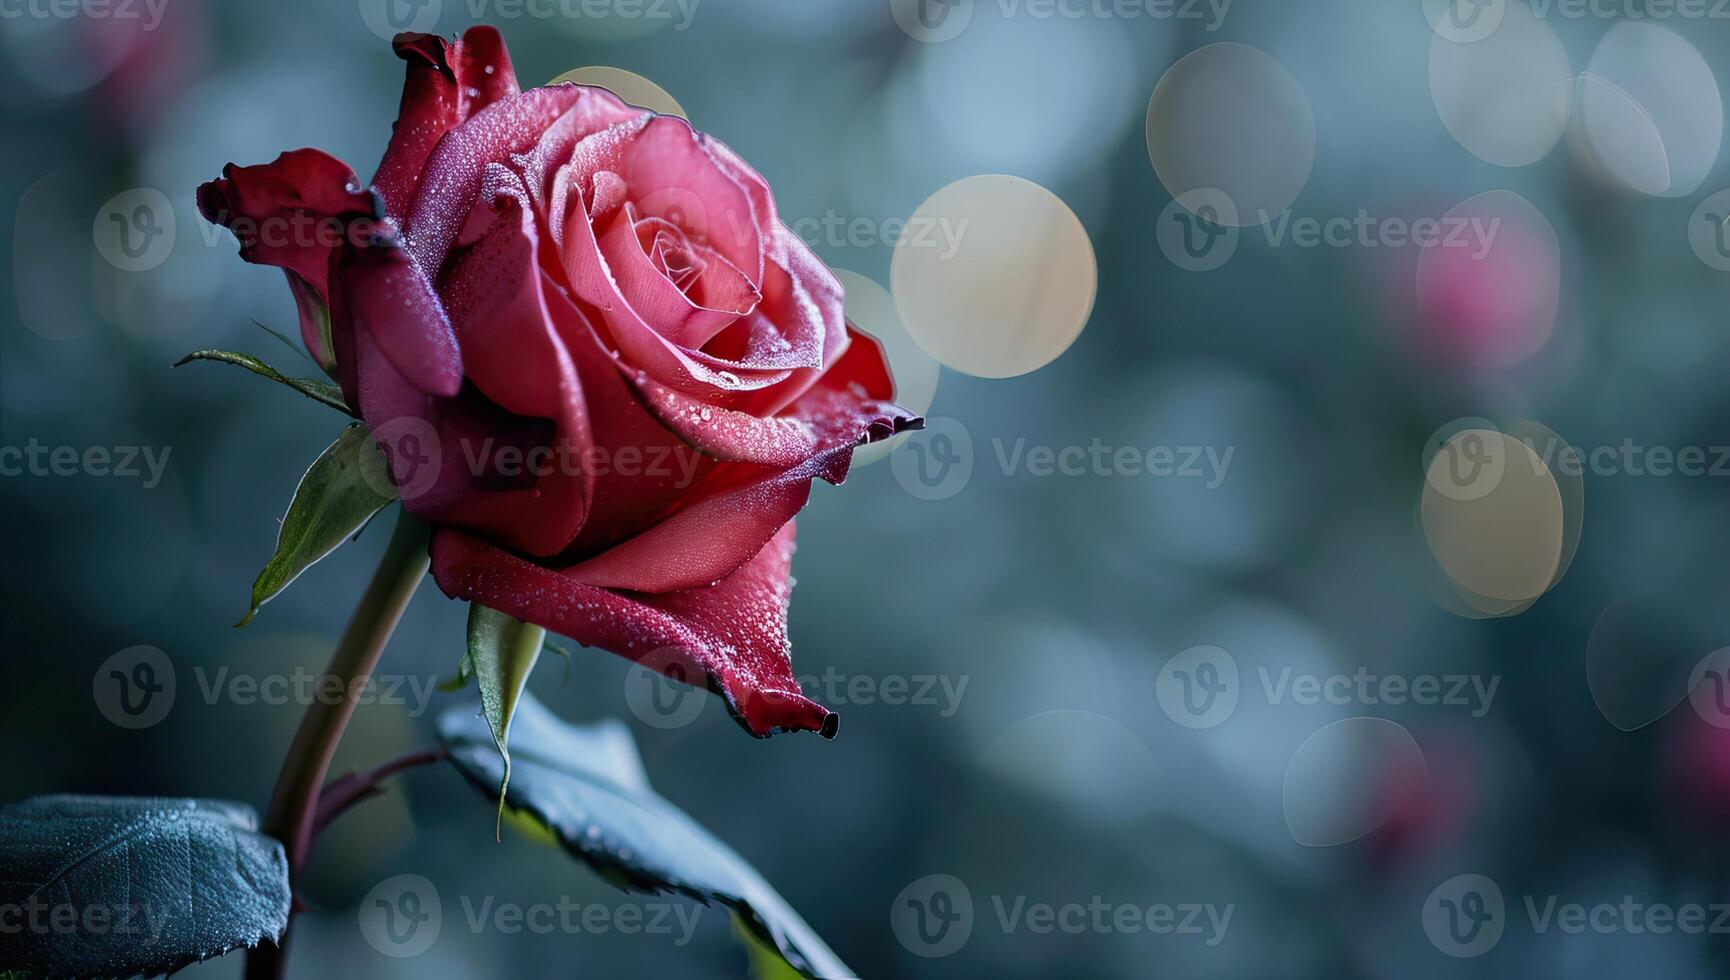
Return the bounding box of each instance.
[6,0,1730,976]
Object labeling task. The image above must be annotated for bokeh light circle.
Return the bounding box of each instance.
[890,175,1096,379]
[1283,717,1429,847]
[1574,23,1721,197]
[1146,43,1315,228]
[1587,593,1721,732]
[1413,190,1560,372]
[548,67,686,118]
[1428,0,1572,167]
[1421,429,1564,605]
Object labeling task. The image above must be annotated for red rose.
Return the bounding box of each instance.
[198,27,918,738]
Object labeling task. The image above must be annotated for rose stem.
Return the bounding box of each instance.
[246,509,431,980]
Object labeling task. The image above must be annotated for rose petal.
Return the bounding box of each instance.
[703,225,853,416]
[371,27,519,223]
[553,143,793,400]
[432,167,592,556]
[431,522,836,738]
[622,352,917,470]
[514,90,646,225]
[334,227,463,397]
[595,202,760,350]
[196,148,377,371]
[408,84,636,274]
[559,336,917,595]
[540,274,726,555]
[616,116,763,283]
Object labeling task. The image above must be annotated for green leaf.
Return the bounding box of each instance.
[251,319,321,372]
[437,653,475,692]
[466,603,547,839]
[0,795,291,979]
[174,348,354,416]
[238,425,397,626]
[737,914,807,980]
[439,694,853,979]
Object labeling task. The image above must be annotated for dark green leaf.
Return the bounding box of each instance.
[174,349,353,416]
[465,604,547,838]
[439,694,853,979]
[238,425,397,626]
[0,796,291,979]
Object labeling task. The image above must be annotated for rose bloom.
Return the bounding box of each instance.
[199,28,919,738]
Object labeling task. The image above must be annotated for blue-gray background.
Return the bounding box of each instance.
[5,0,1730,977]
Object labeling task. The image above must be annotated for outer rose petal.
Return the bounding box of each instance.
[372,27,520,223]
[430,522,836,738]
[563,328,918,593]
[333,229,463,397]
[195,148,376,371]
